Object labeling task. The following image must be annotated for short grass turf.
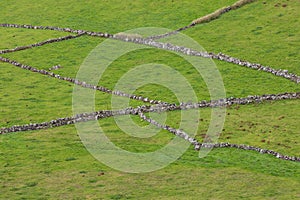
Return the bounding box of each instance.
[0,0,300,199]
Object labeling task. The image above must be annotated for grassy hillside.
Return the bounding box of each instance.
[0,0,299,199]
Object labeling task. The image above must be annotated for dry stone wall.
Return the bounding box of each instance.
[0,0,299,162]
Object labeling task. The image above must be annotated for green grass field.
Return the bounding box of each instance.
[0,0,299,199]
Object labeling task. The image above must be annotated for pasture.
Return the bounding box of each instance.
[0,0,299,199]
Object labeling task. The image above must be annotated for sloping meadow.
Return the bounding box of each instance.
[0,0,299,199]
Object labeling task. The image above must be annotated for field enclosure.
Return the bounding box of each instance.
[0,0,299,199]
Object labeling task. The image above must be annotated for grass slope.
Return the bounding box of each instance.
[0,0,299,199]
